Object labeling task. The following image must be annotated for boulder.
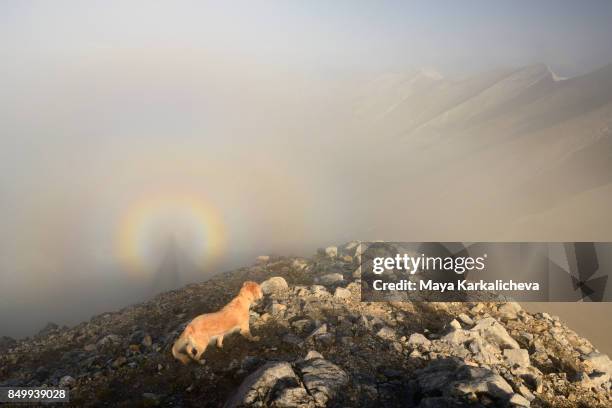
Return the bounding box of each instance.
[225,362,311,408]
[498,302,522,320]
[316,273,344,286]
[416,359,514,403]
[334,287,351,299]
[325,246,338,258]
[504,349,530,368]
[261,277,289,296]
[583,352,612,376]
[407,333,431,348]
[471,317,519,349]
[297,356,349,406]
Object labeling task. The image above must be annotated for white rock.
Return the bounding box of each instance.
[471,317,520,349]
[316,273,344,286]
[334,287,351,299]
[376,326,396,341]
[407,333,431,348]
[260,276,289,295]
[503,348,530,367]
[325,246,338,258]
[498,302,522,320]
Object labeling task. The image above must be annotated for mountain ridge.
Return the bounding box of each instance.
[1,243,610,407]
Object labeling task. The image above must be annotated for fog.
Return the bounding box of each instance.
[2,2,612,347]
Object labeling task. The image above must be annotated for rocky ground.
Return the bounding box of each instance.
[1,242,611,407]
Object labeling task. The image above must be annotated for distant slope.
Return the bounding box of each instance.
[351,64,612,240]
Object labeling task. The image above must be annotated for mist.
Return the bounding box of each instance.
[2,1,612,340]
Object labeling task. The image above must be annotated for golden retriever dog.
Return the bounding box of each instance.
[172,281,263,364]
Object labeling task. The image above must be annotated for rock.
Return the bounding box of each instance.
[471,317,519,349]
[310,285,330,297]
[261,276,289,295]
[325,246,338,258]
[407,333,431,348]
[416,359,514,402]
[334,287,351,299]
[376,326,396,341]
[470,303,484,314]
[469,338,502,365]
[292,259,308,270]
[291,319,314,334]
[498,302,522,320]
[142,335,153,347]
[59,375,76,388]
[298,356,349,406]
[352,267,361,279]
[269,301,287,315]
[307,324,328,340]
[583,352,612,376]
[512,366,544,393]
[457,313,473,326]
[442,328,475,346]
[97,334,122,348]
[504,349,530,367]
[540,312,552,321]
[316,273,344,286]
[304,351,324,360]
[509,393,531,407]
[273,387,315,407]
[448,319,462,330]
[225,362,313,408]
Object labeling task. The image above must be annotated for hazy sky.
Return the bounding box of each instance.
[2,1,612,338]
[1,1,612,77]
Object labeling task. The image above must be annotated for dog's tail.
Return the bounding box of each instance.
[172,325,194,365]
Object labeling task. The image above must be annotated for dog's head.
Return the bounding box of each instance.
[240,281,264,302]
